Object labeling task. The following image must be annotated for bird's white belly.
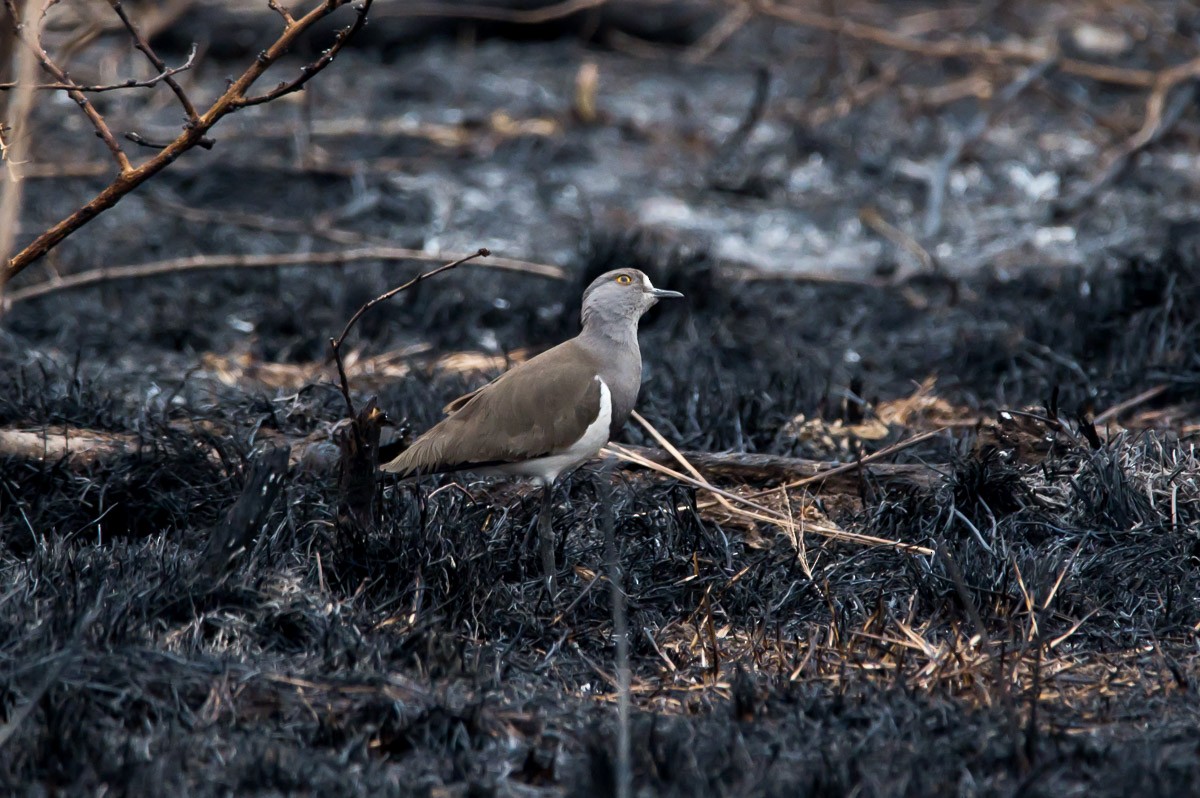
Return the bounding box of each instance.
[479,377,612,485]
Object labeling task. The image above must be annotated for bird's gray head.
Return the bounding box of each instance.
[580,269,683,331]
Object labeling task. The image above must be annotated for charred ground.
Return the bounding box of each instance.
[4,2,1200,796]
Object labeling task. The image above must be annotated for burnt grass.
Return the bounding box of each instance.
[5,8,1200,798]
[4,232,1200,796]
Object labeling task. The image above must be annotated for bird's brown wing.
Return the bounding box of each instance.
[380,341,603,476]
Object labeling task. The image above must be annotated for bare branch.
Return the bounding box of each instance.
[1060,59,1200,213]
[0,42,197,93]
[683,1,752,64]
[859,206,938,276]
[331,248,491,356]
[756,0,1160,89]
[237,0,371,108]
[125,129,214,151]
[149,197,569,279]
[328,247,489,459]
[103,1,200,121]
[268,0,295,27]
[3,0,132,173]
[395,0,607,25]
[4,245,554,306]
[924,57,1057,237]
[1,0,375,288]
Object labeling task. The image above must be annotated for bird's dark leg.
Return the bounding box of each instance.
[537,479,557,596]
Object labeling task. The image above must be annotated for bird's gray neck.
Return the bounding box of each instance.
[580,313,640,351]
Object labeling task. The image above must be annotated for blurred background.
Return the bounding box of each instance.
[6,0,1200,281]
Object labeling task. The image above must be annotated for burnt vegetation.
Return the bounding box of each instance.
[4,236,1200,795]
[3,1,1200,796]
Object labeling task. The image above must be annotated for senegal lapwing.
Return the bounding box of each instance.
[381,269,683,592]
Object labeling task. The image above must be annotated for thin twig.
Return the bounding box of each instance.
[125,130,214,152]
[1062,75,1199,213]
[3,0,132,172]
[392,0,607,25]
[683,1,752,64]
[710,65,770,170]
[606,442,935,555]
[859,206,938,275]
[726,265,882,286]
[5,244,551,305]
[104,1,201,122]
[331,249,490,354]
[268,0,295,25]
[150,194,375,246]
[935,543,992,655]
[924,57,1057,237]
[329,248,489,416]
[238,1,372,108]
[803,59,903,128]
[631,409,737,515]
[0,42,198,93]
[756,1,1159,89]
[147,197,567,280]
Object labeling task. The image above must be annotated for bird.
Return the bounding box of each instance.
[381,268,683,591]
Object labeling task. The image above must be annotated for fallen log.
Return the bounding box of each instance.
[613,444,943,491]
[0,426,137,465]
[0,422,344,470]
[1,424,944,494]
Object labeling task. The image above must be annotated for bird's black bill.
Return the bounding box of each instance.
[649,288,684,299]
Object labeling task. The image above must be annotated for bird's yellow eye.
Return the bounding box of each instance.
[615,274,632,285]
